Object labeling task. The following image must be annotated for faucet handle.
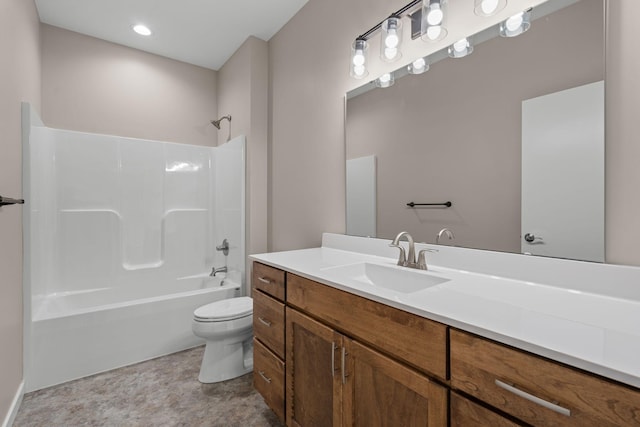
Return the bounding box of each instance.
[216,238,229,256]
[389,243,406,266]
[417,249,432,270]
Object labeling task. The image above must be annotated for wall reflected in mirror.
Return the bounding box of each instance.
[345,0,605,262]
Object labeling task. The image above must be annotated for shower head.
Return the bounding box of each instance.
[211,115,232,129]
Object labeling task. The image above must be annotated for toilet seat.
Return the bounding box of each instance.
[194,296,253,322]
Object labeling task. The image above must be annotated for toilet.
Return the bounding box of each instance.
[192,296,254,383]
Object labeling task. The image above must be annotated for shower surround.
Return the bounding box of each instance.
[22,105,246,391]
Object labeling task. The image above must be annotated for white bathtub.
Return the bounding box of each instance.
[23,116,248,392]
[26,275,240,391]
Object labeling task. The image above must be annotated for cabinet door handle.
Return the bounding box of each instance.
[257,276,272,284]
[495,379,571,417]
[258,370,272,384]
[257,317,272,327]
[331,342,337,377]
[341,347,349,385]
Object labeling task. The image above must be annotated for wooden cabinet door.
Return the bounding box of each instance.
[286,308,343,427]
[342,338,447,427]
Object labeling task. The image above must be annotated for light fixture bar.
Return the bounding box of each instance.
[356,0,421,40]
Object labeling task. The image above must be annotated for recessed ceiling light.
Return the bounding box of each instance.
[132,24,152,36]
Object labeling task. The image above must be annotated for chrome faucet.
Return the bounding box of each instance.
[436,228,454,245]
[210,266,227,277]
[390,231,433,270]
[389,231,417,268]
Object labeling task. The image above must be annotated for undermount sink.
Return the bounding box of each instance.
[323,262,450,294]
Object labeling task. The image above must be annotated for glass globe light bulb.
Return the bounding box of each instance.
[506,12,524,32]
[384,48,398,60]
[453,38,468,52]
[413,58,426,70]
[385,31,399,49]
[352,51,365,66]
[426,25,443,41]
[427,4,444,26]
[481,0,499,15]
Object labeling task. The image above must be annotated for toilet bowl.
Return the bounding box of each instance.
[192,296,253,383]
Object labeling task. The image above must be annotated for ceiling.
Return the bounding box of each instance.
[34,0,308,70]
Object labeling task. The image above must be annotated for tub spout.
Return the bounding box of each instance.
[210,266,227,277]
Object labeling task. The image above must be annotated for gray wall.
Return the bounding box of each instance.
[0,0,41,420]
[217,36,269,285]
[268,0,399,251]
[346,0,603,253]
[606,1,640,266]
[41,24,218,146]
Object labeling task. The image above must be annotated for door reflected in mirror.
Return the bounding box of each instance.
[345,0,605,262]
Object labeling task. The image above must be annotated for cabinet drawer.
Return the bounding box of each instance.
[252,262,285,301]
[252,289,285,359]
[287,273,447,381]
[450,329,640,427]
[253,338,285,422]
[451,392,524,427]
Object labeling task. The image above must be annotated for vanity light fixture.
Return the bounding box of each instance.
[350,37,369,79]
[132,24,152,36]
[474,0,507,17]
[408,56,430,74]
[499,9,532,37]
[421,0,448,42]
[380,15,403,62]
[349,0,419,79]
[448,37,473,58]
[375,72,395,88]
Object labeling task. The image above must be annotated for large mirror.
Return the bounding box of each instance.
[346,0,605,262]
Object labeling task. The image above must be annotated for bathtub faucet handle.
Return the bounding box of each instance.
[216,239,229,256]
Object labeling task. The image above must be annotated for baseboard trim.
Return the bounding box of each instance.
[2,381,24,427]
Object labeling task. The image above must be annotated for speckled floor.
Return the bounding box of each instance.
[14,346,283,427]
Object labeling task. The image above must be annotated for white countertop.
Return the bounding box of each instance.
[250,234,640,389]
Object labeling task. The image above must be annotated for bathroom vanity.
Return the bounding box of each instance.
[250,233,640,426]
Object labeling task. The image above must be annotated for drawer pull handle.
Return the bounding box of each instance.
[258,317,272,327]
[257,276,272,284]
[495,379,571,417]
[258,370,272,384]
